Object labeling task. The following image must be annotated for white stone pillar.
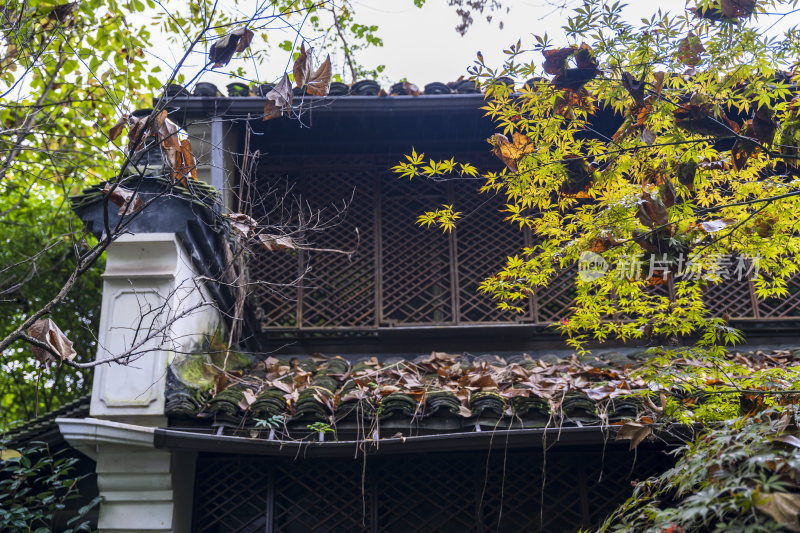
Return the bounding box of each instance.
[56,418,196,533]
[89,232,218,425]
[61,232,217,532]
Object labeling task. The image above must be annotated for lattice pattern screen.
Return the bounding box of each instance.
[192,446,672,533]
[249,156,800,331]
[250,155,530,330]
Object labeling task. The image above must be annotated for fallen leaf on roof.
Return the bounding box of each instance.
[403,81,421,96]
[238,388,257,410]
[102,184,143,216]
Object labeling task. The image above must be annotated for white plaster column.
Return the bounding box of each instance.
[65,232,217,532]
[57,418,196,533]
[89,232,218,425]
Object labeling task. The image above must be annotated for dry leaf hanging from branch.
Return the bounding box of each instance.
[228,213,258,237]
[27,318,76,366]
[692,0,756,21]
[615,421,653,450]
[102,184,143,216]
[293,43,314,89]
[637,191,669,228]
[258,233,296,252]
[107,115,128,141]
[306,55,332,96]
[292,44,332,97]
[263,73,293,121]
[209,27,254,68]
[677,32,705,66]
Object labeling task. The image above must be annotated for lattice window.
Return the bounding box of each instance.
[248,155,798,332]
[192,446,673,533]
[249,155,531,331]
[380,175,454,325]
[758,273,800,318]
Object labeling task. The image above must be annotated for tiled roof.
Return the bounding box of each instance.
[166,347,800,441]
[5,394,91,446]
[166,351,657,438]
[70,173,219,213]
[162,77,509,100]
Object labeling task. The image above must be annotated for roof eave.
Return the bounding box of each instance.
[165,94,488,119]
[153,424,690,458]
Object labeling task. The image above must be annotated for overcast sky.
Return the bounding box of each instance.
[348,0,689,84]
[161,0,795,91]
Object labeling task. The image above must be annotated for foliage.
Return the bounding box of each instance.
[395,0,800,353]
[0,438,100,532]
[394,1,800,528]
[0,0,157,427]
[254,414,284,429]
[599,411,800,532]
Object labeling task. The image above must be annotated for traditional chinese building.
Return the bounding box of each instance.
[9,79,800,532]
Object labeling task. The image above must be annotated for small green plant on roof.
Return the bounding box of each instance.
[254,415,284,430]
[307,422,334,434]
[0,438,101,532]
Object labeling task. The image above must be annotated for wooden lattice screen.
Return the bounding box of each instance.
[248,155,800,332]
[191,446,672,533]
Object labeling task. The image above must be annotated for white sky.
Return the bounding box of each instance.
[152,0,796,91]
[187,0,696,89]
[348,0,687,84]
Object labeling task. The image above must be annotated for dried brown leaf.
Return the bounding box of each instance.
[637,191,669,228]
[27,318,76,366]
[489,132,534,173]
[402,81,421,97]
[102,184,143,216]
[755,491,800,532]
[210,27,254,68]
[660,178,676,208]
[271,380,294,394]
[108,115,128,141]
[677,32,705,66]
[238,388,257,410]
[263,73,293,121]
[306,54,332,96]
[542,46,575,76]
[228,213,257,237]
[615,422,652,450]
[258,233,296,252]
[293,43,313,89]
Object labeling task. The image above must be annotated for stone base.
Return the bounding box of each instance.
[57,417,195,533]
